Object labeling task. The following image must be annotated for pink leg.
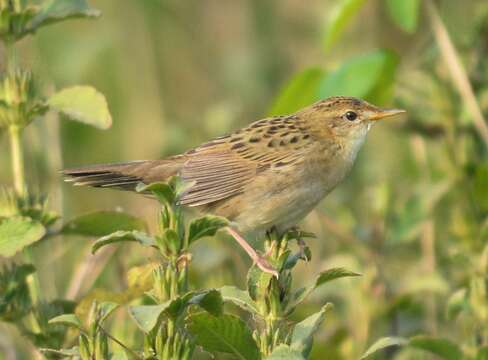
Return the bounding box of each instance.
[226,227,279,278]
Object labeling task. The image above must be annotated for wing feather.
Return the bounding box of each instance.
[179,115,313,207]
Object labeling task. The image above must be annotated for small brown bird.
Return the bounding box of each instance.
[64,96,405,276]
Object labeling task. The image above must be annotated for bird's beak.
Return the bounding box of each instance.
[369,108,406,121]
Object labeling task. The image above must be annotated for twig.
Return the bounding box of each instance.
[426,0,488,148]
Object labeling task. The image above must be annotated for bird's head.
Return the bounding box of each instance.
[301,96,406,144]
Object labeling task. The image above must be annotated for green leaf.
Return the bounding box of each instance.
[360,337,408,359]
[48,313,82,329]
[409,336,463,360]
[128,302,173,333]
[62,211,146,237]
[314,267,361,285]
[96,301,119,325]
[323,0,367,51]
[288,268,360,311]
[268,68,325,116]
[247,264,273,302]
[187,215,228,245]
[0,216,45,257]
[265,345,305,360]
[169,176,196,199]
[47,86,111,129]
[92,230,156,254]
[318,50,399,104]
[219,285,259,314]
[129,294,193,333]
[30,0,100,32]
[291,303,333,357]
[0,264,36,321]
[136,182,175,205]
[190,289,224,316]
[159,228,181,254]
[385,0,420,33]
[187,313,260,360]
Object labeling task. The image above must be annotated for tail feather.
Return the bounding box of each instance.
[62,158,184,191]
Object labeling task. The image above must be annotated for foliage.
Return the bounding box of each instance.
[1,0,487,359]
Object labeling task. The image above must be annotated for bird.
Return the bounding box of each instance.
[63,96,405,276]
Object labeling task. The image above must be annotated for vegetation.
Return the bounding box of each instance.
[0,0,487,359]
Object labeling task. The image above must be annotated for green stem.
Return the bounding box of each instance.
[9,125,26,197]
[5,41,43,328]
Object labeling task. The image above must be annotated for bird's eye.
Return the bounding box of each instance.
[344,111,358,121]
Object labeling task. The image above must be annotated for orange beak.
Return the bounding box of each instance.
[369,108,406,121]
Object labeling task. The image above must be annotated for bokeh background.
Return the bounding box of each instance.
[1,0,488,358]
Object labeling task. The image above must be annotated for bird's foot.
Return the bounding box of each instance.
[226,227,279,278]
[253,253,279,278]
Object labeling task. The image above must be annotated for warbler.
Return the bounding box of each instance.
[64,96,405,276]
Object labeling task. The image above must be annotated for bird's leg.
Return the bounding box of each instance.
[225,227,279,278]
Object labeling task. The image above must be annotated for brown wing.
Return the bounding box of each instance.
[179,114,314,207]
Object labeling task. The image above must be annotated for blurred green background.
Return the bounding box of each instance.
[1,0,488,358]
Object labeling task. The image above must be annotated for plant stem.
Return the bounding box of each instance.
[8,125,26,197]
[425,0,488,148]
[5,40,43,322]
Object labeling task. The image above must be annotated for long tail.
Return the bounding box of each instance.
[62,158,185,191]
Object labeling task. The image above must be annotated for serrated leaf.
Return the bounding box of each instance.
[136,182,175,205]
[268,68,324,116]
[0,216,45,257]
[30,0,100,32]
[48,313,82,329]
[62,211,146,237]
[323,0,367,51]
[48,86,111,129]
[288,268,360,311]
[189,289,223,316]
[385,0,420,33]
[265,345,305,360]
[187,215,228,245]
[409,336,463,360]
[219,285,259,314]
[291,303,333,357]
[360,337,408,359]
[92,230,156,254]
[318,49,399,104]
[187,313,259,360]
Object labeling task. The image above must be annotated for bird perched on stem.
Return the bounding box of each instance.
[63,96,405,276]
